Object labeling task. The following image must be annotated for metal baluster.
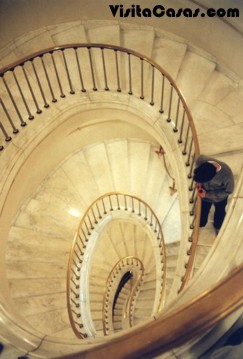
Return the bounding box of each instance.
[101,48,109,91]
[140,58,144,99]
[2,76,26,126]
[138,200,141,216]
[150,212,153,226]
[50,52,65,98]
[71,298,80,308]
[190,183,197,204]
[0,98,19,133]
[78,234,86,248]
[0,122,11,141]
[102,198,107,214]
[128,53,132,95]
[186,138,193,165]
[21,65,42,114]
[72,258,80,271]
[71,288,79,298]
[131,197,135,213]
[109,195,113,211]
[75,241,83,255]
[12,70,34,120]
[174,98,180,132]
[190,213,196,229]
[87,213,94,229]
[115,50,121,92]
[150,65,155,105]
[178,109,186,143]
[31,60,49,108]
[124,195,128,211]
[74,321,84,330]
[96,202,102,219]
[74,249,82,263]
[88,47,97,91]
[84,219,91,235]
[159,75,165,113]
[74,48,86,92]
[71,277,79,289]
[190,196,197,216]
[91,207,98,224]
[71,268,80,280]
[81,228,89,242]
[116,194,120,210]
[144,205,148,220]
[182,124,190,155]
[71,309,81,318]
[40,55,57,102]
[62,50,75,94]
[155,220,159,233]
[167,85,173,122]
[188,153,196,179]
[189,175,195,191]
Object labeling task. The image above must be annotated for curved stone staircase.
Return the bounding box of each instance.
[1,18,242,358]
[5,138,179,340]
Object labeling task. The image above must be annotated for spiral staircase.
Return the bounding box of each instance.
[0,4,243,358]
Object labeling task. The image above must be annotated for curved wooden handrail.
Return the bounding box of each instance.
[0,42,199,154]
[59,263,243,359]
[67,192,166,338]
[0,43,201,313]
[179,195,202,292]
[103,256,145,335]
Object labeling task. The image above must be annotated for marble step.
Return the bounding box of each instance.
[25,307,71,336]
[152,31,187,80]
[12,291,66,316]
[6,262,66,280]
[8,277,66,299]
[6,226,71,265]
[176,50,216,106]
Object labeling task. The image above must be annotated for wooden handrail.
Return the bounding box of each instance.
[67,192,166,338]
[59,263,243,359]
[103,256,144,335]
[178,195,202,292]
[0,43,199,154]
[1,43,201,314]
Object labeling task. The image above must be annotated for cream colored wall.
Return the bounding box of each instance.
[1,0,243,79]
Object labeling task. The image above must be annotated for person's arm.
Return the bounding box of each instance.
[204,176,234,201]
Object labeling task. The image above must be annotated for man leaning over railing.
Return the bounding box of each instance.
[193,155,234,235]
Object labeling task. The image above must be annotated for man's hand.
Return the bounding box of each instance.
[196,183,207,198]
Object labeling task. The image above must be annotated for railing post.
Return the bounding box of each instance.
[40,55,57,102]
[62,49,75,95]
[115,50,121,92]
[12,70,34,120]
[1,76,27,127]
[50,51,65,98]
[31,60,49,108]
[21,65,42,114]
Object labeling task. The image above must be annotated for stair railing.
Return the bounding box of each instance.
[67,192,166,338]
[59,264,243,359]
[103,256,144,335]
[0,43,200,299]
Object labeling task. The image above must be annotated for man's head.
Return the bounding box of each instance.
[193,162,217,183]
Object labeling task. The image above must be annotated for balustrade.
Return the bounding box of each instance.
[0,44,201,335]
[67,192,166,338]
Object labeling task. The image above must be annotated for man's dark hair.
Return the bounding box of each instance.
[193,162,217,183]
